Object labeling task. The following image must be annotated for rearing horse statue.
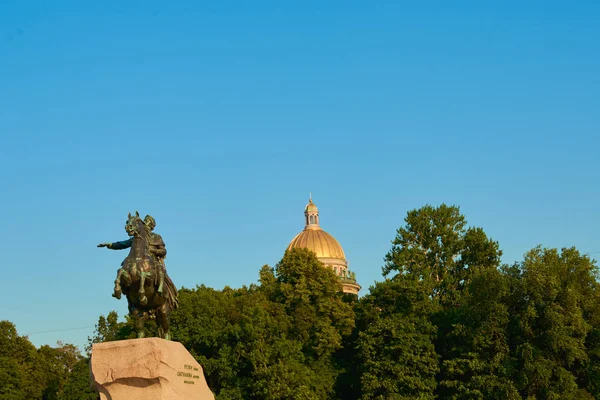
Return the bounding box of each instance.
[98,212,178,339]
[113,211,156,305]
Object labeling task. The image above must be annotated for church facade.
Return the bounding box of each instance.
[286,197,360,295]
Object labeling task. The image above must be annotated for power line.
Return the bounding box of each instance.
[24,326,95,336]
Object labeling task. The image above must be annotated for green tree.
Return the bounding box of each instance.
[354,279,439,400]
[267,248,355,398]
[58,358,97,400]
[37,342,83,400]
[0,320,45,399]
[438,267,520,399]
[0,356,27,400]
[172,283,315,399]
[509,246,598,399]
[582,269,600,398]
[86,310,135,355]
[383,204,501,306]
[380,204,511,399]
[170,248,354,399]
[170,284,243,398]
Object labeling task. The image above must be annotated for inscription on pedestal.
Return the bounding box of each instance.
[178,364,201,384]
[90,338,215,399]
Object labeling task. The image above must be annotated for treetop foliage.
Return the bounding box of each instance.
[3,203,599,399]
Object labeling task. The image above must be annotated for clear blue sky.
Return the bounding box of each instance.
[1,1,598,351]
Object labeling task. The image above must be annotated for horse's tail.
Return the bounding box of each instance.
[164,274,179,310]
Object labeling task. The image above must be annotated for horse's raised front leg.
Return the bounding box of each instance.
[113,268,125,299]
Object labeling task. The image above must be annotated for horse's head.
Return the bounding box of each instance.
[125,211,149,238]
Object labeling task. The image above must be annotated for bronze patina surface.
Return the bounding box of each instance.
[98,212,178,340]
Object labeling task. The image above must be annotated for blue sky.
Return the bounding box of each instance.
[1,1,598,351]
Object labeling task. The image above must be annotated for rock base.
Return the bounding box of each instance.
[90,338,215,400]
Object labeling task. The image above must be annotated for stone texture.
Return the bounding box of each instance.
[90,338,215,400]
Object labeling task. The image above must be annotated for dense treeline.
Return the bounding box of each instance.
[2,204,599,399]
[0,321,96,400]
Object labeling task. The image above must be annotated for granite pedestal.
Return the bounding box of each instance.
[90,338,214,400]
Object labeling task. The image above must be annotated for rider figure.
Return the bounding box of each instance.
[98,214,167,294]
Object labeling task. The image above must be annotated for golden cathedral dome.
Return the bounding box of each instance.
[287,228,346,260]
[286,195,360,296]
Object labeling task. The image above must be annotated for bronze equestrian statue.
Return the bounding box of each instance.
[97,212,178,340]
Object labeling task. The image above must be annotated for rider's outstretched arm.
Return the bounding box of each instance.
[106,238,134,250]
